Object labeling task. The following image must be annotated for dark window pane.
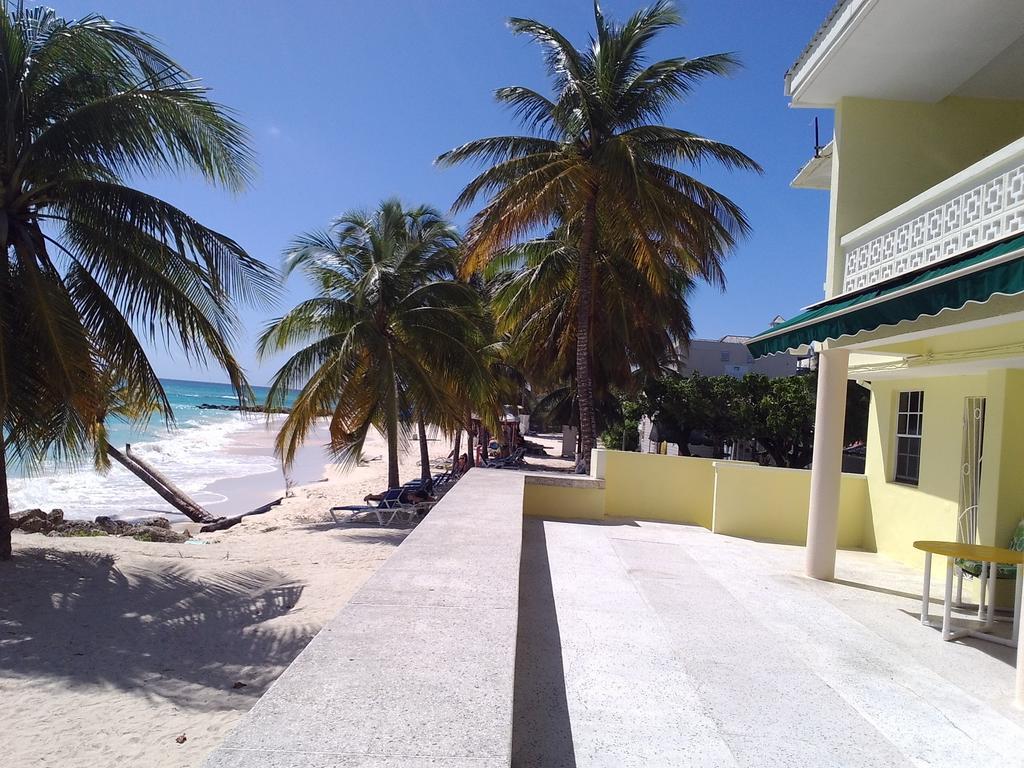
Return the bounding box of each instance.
[895,435,921,484]
[894,392,924,484]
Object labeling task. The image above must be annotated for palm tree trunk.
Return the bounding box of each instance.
[105,442,216,523]
[465,412,476,468]
[0,429,11,561]
[575,188,599,472]
[385,354,401,490]
[417,412,431,487]
[387,419,400,489]
[452,428,462,467]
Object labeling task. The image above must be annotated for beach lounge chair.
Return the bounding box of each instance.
[485,447,525,469]
[329,488,409,526]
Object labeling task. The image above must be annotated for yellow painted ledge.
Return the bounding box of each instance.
[712,461,870,549]
[522,473,606,520]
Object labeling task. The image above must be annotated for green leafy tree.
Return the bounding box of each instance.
[260,200,491,490]
[600,393,647,451]
[644,372,698,454]
[739,374,816,468]
[695,375,746,457]
[438,0,760,471]
[0,7,274,559]
[645,373,742,456]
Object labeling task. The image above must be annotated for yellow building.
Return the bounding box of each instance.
[747,0,1024,586]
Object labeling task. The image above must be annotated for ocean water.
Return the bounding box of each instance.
[8,378,293,522]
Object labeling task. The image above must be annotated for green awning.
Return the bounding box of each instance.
[747,233,1024,357]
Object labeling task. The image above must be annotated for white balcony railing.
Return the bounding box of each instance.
[839,136,1024,294]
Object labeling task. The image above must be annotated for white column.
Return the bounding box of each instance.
[806,348,850,580]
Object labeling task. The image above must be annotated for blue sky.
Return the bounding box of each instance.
[54,0,835,386]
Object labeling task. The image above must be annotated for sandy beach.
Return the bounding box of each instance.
[3,427,440,768]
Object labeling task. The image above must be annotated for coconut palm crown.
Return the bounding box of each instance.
[487,225,694,394]
[437,0,761,469]
[0,6,275,559]
[260,199,491,490]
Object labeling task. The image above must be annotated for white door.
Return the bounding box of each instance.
[956,396,986,544]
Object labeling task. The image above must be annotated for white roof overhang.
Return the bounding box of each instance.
[791,140,833,190]
[786,0,1024,108]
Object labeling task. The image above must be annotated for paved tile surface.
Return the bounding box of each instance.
[514,518,1024,768]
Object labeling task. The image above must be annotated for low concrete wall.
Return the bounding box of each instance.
[523,451,872,550]
[522,473,606,519]
[203,468,524,768]
[601,450,717,527]
[712,462,870,548]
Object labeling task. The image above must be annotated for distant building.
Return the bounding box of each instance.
[674,333,799,379]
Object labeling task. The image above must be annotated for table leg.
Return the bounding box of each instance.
[921,552,932,625]
[979,562,988,620]
[985,560,997,631]
[1014,566,1023,644]
[943,557,954,640]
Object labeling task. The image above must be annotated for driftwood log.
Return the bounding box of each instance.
[199,497,283,532]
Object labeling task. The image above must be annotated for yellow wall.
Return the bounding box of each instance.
[522,480,605,520]
[863,374,987,568]
[522,451,871,550]
[712,462,869,548]
[826,96,1024,296]
[602,451,716,527]
[522,452,796,532]
[860,369,1024,607]
[977,369,1024,548]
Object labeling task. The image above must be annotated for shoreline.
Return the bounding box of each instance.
[8,417,337,524]
[193,419,334,520]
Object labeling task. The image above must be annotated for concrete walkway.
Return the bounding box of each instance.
[514,519,1024,768]
[204,470,525,767]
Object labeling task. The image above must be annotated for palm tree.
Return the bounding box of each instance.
[0,7,274,560]
[487,226,694,396]
[260,200,490,490]
[488,227,693,452]
[437,0,760,470]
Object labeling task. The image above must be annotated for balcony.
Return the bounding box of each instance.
[840,135,1024,295]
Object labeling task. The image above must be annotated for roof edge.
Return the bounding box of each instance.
[785,0,867,102]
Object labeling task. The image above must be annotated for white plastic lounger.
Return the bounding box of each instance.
[330,488,408,526]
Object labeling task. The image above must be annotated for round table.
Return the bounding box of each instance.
[913,540,1024,646]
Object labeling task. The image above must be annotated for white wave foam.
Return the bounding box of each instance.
[9,415,280,520]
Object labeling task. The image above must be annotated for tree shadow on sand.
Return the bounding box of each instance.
[299,519,414,546]
[0,548,314,710]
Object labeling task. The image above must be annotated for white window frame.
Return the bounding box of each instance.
[894,390,925,486]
